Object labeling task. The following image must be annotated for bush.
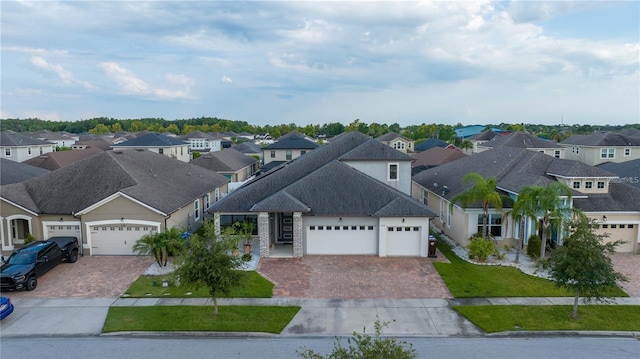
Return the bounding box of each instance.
[527,235,542,259]
[468,237,496,262]
[24,233,35,244]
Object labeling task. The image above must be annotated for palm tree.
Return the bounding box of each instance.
[450,172,504,240]
[133,227,186,267]
[512,182,572,271]
[459,140,473,154]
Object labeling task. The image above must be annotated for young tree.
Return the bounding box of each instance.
[450,172,503,240]
[513,183,572,271]
[132,227,185,267]
[297,319,417,359]
[550,212,627,318]
[175,220,243,316]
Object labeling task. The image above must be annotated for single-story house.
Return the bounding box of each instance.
[113,132,190,162]
[190,148,259,183]
[209,131,437,258]
[1,149,229,256]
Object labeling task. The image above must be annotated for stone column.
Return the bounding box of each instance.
[213,212,221,236]
[258,212,270,257]
[293,212,303,257]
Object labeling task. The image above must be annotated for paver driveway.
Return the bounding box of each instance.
[257,253,452,299]
[611,253,640,297]
[2,255,153,298]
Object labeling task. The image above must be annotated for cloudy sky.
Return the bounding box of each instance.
[1,1,638,127]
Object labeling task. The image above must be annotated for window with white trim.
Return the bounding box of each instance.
[478,213,502,237]
[447,204,452,227]
[159,148,164,155]
[28,147,32,155]
[624,148,631,157]
[554,150,560,158]
[388,163,398,181]
[422,190,429,206]
[5,148,11,156]
[215,188,220,201]
[194,200,200,221]
[572,181,580,189]
[585,181,593,189]
[600,148,614,159]
[270,150,275,158]
[286,150,292,160]
[205,193,210,209]
[597,181,605,189]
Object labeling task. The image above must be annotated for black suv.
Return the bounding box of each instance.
[1,239,72,291]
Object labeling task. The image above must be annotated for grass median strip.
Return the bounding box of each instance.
[123,271,274,298]
[433,239,627,298]
[454,305,640,333]
[103,306,300,333]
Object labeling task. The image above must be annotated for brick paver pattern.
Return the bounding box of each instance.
[611,253,640,297]
[257,253,452,299]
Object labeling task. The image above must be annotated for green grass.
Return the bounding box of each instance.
[433,236,628,298]
[454,305,640,333]
[123,270,274,298]
[103,306,300,333]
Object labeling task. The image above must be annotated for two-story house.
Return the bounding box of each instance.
[262,134,319,165]
[179,131,223,153]
[191,148,259,183]
[209,131,436,258]
[1,149,229,256]
[560,131,640,166]
[29,130,79,148]
[476,132,566,158]
[375,132,415,153]
[113,132,190,162]
[412,146,640,254]
[0,131,57,163]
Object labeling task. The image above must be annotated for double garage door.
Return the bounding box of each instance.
[91,224,153,255]
[306,224,422,256]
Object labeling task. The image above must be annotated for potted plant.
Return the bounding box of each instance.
[235,221,255,255]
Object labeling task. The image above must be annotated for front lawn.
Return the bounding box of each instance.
[454,305,640,333]
[123,270,274,298]
[103,306,300,333]
[433,235,627,298]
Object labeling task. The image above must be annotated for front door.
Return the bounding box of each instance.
[278,213,293,243]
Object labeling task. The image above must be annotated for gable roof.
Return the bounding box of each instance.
[210,131,435,217]
[263,135,320,150]
[411,147,467,167]
[191,148,258,173]
[22,146,105,171]
[479,132,563,149]
[560,132,640,146]
[233,142,262,154]
[1,130,55,147]
[0,158,49,185]
[414,138,449,152]
[412,147,622,206]
[468,130,499,141]
[1,149,229,215]
[113,132,186,147]
[339,138,414,161]
[375,132,413,142]
[597,159,640,188]
[178,130,221,141]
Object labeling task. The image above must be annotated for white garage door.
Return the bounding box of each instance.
[46,224,81,238]
[91,224,151,255]
[386,226,422,256]
[306,224,377,255]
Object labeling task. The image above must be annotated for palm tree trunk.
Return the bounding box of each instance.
[483,211,489,239]
[516,217,524,263]
[538,219,548,272]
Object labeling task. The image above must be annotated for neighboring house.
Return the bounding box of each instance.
[0,158,49,185]
[72,139,113,151]
[411,147,467,175]
[375,132,415,153]
[179,131,222,153]
[191,148,259,183]
[262,135,320,165]
[22,145,105,171]
[476,132,565,158]
[467,130,500,153]
[560,131,640,166]
[414,138,452,152]
[454,125,502,139]
[232,141,262,159]
[112,132,190,162]
[1,149,229,255]
[277,131,317,143]
[209,131,436,258]
[412,146,640,253]
[236,132,255,141]
[29,130,78,148]
[0,131,57,163]
[597,159,640,189]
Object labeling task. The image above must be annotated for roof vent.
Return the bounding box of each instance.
[188,172,192,176]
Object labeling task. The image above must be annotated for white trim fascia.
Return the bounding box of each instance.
[546,172,618,180]
[76,192,166,216]
[496,186,518,196]
[584,211,640,215]
[0,198,39,216]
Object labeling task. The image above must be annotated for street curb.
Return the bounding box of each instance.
[100,331,278,338]
[486,330,640,338]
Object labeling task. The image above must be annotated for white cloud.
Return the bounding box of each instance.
[99,62,193,99]
[30,56,95,89]
[221,76,233,84]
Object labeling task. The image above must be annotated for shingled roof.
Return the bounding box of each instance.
[560,132,640,146]
[1,130,55,147]
[598,159,640,188]
[479,132,563,149]
[375,132,413,142]
[113,132,186,147]
[0,158,49,185]
[191,148,258,172]
[210,131,435,217]
[263,135,319,150]
[1,149,229,215]
[413,146,622,206]
[22,146,104,171]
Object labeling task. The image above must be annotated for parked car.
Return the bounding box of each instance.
[0,237,79,291]
[0,296,14,320]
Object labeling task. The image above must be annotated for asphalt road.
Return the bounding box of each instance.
[2,336,639,359]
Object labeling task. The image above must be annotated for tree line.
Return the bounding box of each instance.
[1,116,638,144]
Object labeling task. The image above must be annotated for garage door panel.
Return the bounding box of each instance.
[46,224,81,238]
[306,225,377,255]
[386,227,421,256]
[91,225,149,255]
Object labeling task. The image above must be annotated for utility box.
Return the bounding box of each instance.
[428,235,438,258]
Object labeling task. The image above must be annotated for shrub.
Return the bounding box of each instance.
[24,233,35,244]
[527,235,542,259]
[242,253,252,262]
[468,237,496,262]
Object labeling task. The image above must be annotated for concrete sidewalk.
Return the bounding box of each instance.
[1,297,639,338]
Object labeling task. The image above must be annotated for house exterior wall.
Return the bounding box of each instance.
[0,201,37,252]
[1,144,56,162]
[342,160,412,195]
[586,212,640,253]
[116,145,190,162]
[563,146,640,166]
[262,149,308,164]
